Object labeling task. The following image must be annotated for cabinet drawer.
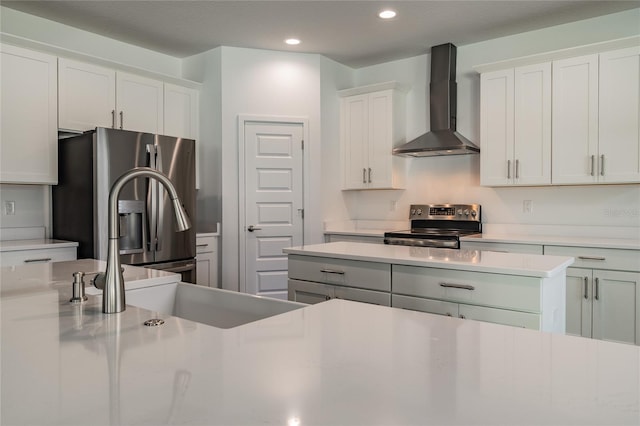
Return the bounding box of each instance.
[0,247,77,267]
[544,246,639,272]
[460,241,543,254]
[334,286,390,306]
[392,294,459,317]
[288,255,390,292]
[392,265,541,312]
[195,235,216,254]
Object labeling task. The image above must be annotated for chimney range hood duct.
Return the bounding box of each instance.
[393,43,479,157]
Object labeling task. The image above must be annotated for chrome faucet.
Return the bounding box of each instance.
[94,167,191,314]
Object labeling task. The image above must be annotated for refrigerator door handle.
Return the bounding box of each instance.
[155,143,164,251]
[147,144,158,253]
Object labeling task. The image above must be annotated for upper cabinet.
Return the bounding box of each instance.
[477,40,640,187]
[59,58,163,135]
[552,48,640,185]
[340,82,406,190]
[163,83,199,140]
[480,63,551,186]
[1,45,58,184]
[58,58,200,139]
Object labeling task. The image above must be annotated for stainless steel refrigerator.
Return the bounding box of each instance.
[53,127,197,282]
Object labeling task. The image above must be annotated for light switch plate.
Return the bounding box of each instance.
[4,201,15,215]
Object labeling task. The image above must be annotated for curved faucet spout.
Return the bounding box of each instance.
[99,167,191,314]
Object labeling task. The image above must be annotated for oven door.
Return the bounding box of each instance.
[144,259,197,284]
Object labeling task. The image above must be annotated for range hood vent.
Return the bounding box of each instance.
[393,43,479,157]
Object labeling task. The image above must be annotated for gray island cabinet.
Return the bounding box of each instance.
[285,242,574,333]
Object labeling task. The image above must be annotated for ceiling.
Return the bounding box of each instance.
[2,1,638,68]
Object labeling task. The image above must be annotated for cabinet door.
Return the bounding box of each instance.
[591,269,640,345]
[367,90,393,188]
[458,304,541,330]
[196,257,211,287]
[552,55,599,184]
[392,294,459,317]
[598,47,640,184]
[116,72,163,134]
[164,83,199,139]
[513,62,551,185]
[58,58,116,131]
[341,94,369,189]
[480,69,514,186]
[565,267,592,338]
[287,279,333,304]
[0,45,57,184]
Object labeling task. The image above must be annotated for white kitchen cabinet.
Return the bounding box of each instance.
[59,58,199,139]
[340,83,406,190]
[1,44,58,184]
[324,233,384,244]
[392,264,565,332]
[164,83,199,140]
[545,245,640,345]
[115,71,164,135]
[598,46,640,183]
[552,47,640,184]
[287,255,391,306]
[196,233,218,288]
[480,62,551,186]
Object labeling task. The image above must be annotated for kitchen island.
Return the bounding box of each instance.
[3,258,640,425]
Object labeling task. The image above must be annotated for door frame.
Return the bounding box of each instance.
[238,114,309,294]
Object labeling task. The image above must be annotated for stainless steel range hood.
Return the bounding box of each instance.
[393,43,479,157]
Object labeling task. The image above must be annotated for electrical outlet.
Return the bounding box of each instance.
[523,200,533,214]
[4,201,15,215]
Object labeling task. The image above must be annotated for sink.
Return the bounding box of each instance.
[119,282,305,329]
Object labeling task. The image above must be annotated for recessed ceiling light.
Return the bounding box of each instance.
[285,38,301,45]
[378,9,397,19]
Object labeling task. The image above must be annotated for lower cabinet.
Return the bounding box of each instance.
[288,279,391,306]
[195,233,218,287]
[391,264,562,332]
[565,267,640,345]
[287,255,391,306]
[0,246,77,267]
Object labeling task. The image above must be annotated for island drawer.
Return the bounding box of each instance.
[392,265,541,312]
[543,246,639,272]
[288,255,390,292]
[460,241,543,254]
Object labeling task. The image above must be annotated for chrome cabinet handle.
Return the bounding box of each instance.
[507,160,511,179]
[320,269,345,275]
[590,155,595,176]
[247,225,262,232]
[119,111,124,129]
[111,110,116,128]
[362,168,366,184]
[459,314,466,319]
[440,282,475,291]
[578,256,606,261]
[595,277,599,301]
[515,159,520,179]
[584,277,589,299]
[600,155,605,176]
[368,167,372,183]
[196,243,209,248]
[24,257,52,263]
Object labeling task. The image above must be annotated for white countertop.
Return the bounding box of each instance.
[2,260,639,425]
[461,233,640,250]
[284,242,574,277]
[0,238,79,252]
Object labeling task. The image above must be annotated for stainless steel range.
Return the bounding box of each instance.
[384,204,481,249]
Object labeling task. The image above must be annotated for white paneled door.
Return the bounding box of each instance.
[243,120,304,299]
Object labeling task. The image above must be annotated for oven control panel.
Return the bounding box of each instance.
[409,204,481,222]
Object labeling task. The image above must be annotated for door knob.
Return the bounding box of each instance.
[247,225,262,232]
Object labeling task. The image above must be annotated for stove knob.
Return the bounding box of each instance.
[410,209,416,216]
[416,209,423,216]
[457,209,463,217]
[470,210,477,218]
[464,209,470,216]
